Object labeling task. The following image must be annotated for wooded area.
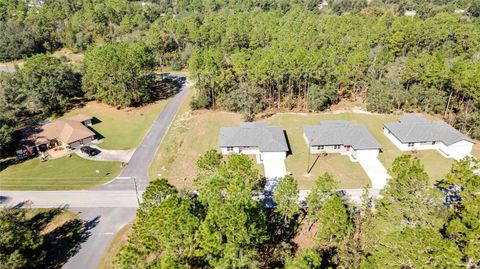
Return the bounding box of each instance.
[114,152,480,268]
[1,1,480,159]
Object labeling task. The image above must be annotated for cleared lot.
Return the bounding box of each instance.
[150,106,479,189]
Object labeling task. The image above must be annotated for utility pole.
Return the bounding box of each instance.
[307,145,311,175]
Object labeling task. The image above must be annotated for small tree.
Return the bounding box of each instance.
[307,83,337,112]
[315,194,349,247]
[273,175,300,224]
[224,82,264,121]
[306,173,337,225]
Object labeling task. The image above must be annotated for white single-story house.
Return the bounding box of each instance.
[303,120,382,160]
[383,114,475,160]
[219,122,289,179]
[303,120,388,189]
[219,122,288,163]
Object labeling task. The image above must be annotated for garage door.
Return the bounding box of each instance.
[263,158,287,179]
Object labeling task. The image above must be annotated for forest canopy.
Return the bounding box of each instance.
[1,0,480,157]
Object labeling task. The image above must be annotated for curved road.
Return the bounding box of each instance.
[1,75,191,269]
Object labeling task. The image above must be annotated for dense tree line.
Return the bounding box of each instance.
[115,152,480,268]
[1,1,480,151]
[0,54,81,157]
[182,10,480,137]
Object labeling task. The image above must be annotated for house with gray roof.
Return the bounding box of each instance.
[303,120,382,159]
[220,122,288,160]
[303,120,388,189]
[383,114,475,160]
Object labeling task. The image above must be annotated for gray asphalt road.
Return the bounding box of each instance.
[1,191,141,208]
[0,75,191,269]
[97,76,191,191]
[63,207,137,269]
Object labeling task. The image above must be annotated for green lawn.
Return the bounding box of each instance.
[265,112,468,187]
[149,89,245,188]
[0,155,122,190]
[63,100,167,150]
[150,106,479,189]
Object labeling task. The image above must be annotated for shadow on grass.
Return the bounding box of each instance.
[43,215,100,269]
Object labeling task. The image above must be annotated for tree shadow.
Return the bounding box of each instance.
[43,215,100,269]
[29,207,64,230]
[149,74,184,101]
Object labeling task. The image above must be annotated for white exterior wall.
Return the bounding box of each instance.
[262,151,287,160]
[353,149,380,159]
[220,147,286,164]
[309,145,347,154]
[384,127,474,160]
[221,146,262,155]
[384,128,437,151]
[384,128,410,151]
[441,140,474,160]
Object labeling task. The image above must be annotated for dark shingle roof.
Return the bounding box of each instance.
[303,120,381,150]
[219,122,289,152]
[384,114,475,146]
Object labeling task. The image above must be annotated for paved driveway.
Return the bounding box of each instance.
[0,75,191,269]
[76,145,135,163]
[357,157,389,189]
[263,159,287,179]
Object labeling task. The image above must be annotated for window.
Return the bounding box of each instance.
[408,142,414,147]
[227,147,234,152]
[316,145,324,150]
[334,145,341,150]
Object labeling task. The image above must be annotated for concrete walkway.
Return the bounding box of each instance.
[75,145,135,163]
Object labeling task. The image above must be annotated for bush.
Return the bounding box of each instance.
[190,93,211,110]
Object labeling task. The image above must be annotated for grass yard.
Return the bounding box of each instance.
[265,113,393,189]
[150,100,479,189]
[0,155,122,190]
[63,100,167,150]
[267,112,478,186]
[149,89,243,188]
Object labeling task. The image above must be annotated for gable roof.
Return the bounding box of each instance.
[35,119,95,145]
[68,114,93,123]
[304,120,381,150]
[384,114,475,146]
[21,115,95,147]
[219,122,289,152]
